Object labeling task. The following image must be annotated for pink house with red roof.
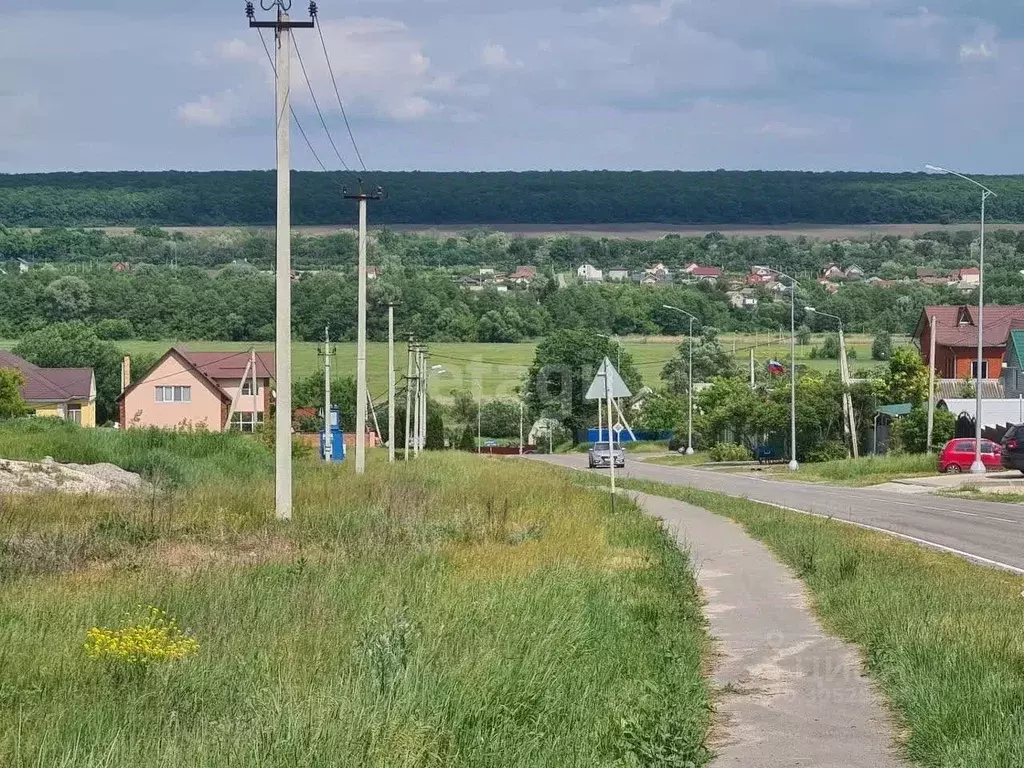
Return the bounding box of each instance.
[117,348,275,432]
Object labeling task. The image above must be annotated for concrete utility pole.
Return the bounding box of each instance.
[807,308,857,458]
[404,337,415,461]
[320,327,334,461]
[927,314,937,453]
[477,382,483,455]
[520,400,525,456]
[344,182,383,475]
[248,1,315,521]
[387,303,397,463]
[420,346,429,452]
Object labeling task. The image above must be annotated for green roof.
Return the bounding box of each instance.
[1011,330,1024,370]
[877,403,913,417]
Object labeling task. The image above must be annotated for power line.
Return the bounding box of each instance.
[257,28,329,173]
[315,16,367,172]
[293,37,351,171]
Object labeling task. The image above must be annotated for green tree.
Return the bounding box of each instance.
[796,325,812,346]
[293,374,358,432]
[636,392,688,433]
[881,347,930,407]
[524,330,642,439]
[458,425,476,452]
[892,407,955,453]
[479,400,522,439]
[44,276,92,321]
[871,331,893,361]
[820,334,841,360]
[0,369,30,419]
[662,327,737,394]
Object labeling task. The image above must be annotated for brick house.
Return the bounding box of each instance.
[117,348,275,432]
[915,305,1024,381]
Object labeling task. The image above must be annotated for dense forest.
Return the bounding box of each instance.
[3,171,1024,227]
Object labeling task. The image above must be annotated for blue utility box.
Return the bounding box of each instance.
[320,407,346,462]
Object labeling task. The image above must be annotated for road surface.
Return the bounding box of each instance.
[537,454,1024,574]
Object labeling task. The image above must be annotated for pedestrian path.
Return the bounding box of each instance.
[632,492,903,767]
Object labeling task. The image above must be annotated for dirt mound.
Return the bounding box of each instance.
[0,457,144,495]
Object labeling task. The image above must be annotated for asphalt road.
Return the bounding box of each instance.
[537,453,1024,574]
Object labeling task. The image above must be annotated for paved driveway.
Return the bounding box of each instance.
[535,454,1024,573]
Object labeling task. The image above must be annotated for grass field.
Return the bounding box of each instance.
[0,334,908,402]
[593,476,1024,767]
[0,420,711,767]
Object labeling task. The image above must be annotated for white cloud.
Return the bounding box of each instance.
[481,43,523,70]
[216,38,254,62]
[960,42,996,60]
[177,92,237,127]
[628,0,681,27]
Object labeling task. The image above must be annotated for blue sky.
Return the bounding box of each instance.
[1,1,1020,173]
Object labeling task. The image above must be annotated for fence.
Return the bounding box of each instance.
[578,429,673,444]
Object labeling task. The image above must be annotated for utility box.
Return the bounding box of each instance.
[320,407,346,462]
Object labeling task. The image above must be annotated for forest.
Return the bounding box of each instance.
[3,170,1024,227]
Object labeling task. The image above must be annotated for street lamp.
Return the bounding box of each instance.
[663,305,699,455]
[926,164,997,474]
[765,270,799,471]
[806,307,858,459]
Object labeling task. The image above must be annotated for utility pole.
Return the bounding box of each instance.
[927,314,937,453]
[749,347,755,388]
[387,303,397,463]
[419,346,429,452]
[319,327,334,462]
[247,1,315,521]
[519,400,525,455]
[477,382,483,455]
[837,328,858,459]
[344,181,383,475]
[404,337,415,461]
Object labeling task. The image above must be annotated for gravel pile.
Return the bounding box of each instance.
[0,457,145,495]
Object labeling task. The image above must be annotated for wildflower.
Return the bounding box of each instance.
[84,606,199,665]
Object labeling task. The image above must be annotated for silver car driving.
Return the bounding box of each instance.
[588,441,625,469]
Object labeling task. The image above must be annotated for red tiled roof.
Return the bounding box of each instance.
[179,350,276,380]
[691,266,723,277]
[0,350,93,403]
[510,265,537,279]
[915,305,1024,348]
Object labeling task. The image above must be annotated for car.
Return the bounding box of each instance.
[937,438,1002,474]
[1000,424,1024,474]
[588,441,625,469]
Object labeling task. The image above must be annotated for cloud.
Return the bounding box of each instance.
[177,92,238,127]
[481,43,523,70]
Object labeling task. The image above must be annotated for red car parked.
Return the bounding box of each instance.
[937,438,1003,474]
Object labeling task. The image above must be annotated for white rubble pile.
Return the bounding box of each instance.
[0,457,144,495]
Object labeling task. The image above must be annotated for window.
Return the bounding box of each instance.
[971,361,990,379]
[230,411,264,433]
[155,386,191,403]
[954,441,974,452]
[67,405,82,424]
[241,379,257,396]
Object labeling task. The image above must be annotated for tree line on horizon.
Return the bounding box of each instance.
[3,170,1024,227]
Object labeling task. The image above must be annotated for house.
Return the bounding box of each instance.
[0,351,96,426]
[727,290,759,309]
[479,267,496,277]
[950,267,980,289]
[577,263,603,282]
[1004,330,1024,400]
[367,266,381,281]
[640,272,671,287]
[821,264,844,281]
[915,305,1024,381]
[509,265,538,286]
[843,265,865,281]
[608,267,630,282]
[690,266,723,282]
[647,262,671,278]
[817,277,840,295]
[916,267,939,280]
[458,276,484,292]
[747,266,775,286]
[113,262,131,273]
[17,258,30,274]
[117,348,275,432]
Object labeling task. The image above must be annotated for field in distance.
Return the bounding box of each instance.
[1,335,909,401]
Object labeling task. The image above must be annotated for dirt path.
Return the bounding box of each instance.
[633,491,903,767]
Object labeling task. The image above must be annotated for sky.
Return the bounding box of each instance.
[1,1,1021,173]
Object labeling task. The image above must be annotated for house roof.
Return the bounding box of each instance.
[691,266,723,277]
[510,265,537,278]
[116,348,275,405]
[0,350,94,403]
[914,305,1024,348]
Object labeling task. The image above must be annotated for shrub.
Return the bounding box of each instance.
[871,331,893,361]
[806,441,848,463]
[708,443,750,462]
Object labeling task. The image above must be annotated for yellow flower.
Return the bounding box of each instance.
[84,605,199,665]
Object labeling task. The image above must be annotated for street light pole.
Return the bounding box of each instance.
[807,307,858,459]
[926,165,996,475]
[764,271,799,471]
[663,305,699,455]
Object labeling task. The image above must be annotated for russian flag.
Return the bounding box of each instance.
[768,360,786,375]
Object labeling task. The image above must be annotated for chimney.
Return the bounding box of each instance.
[121,356,131,393]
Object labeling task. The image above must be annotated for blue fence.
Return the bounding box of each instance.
[579,429,673,444]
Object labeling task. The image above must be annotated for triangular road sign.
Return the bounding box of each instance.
[586,358,633,400]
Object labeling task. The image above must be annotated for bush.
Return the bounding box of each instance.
[806,441,848,463]
[871,331,893,361]
[479,400,521,439]
[707,443,750,462]
[457,425,476,452]
[891,407,955,454]
[820,334,841,360]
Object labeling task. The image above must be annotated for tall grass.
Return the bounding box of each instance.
[609,476,1024,767]
[0,418,272,486]
[0,442,711,767]
[797,453,937,486]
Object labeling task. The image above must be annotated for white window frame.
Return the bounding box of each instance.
[66,405,83,424]
[155,386,192,403]
[971,360,990,380]
[241,379,257,396]
[230,411,264,433]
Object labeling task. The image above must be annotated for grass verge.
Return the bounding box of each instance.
[592,475,1024,767]
[0,433,711,767]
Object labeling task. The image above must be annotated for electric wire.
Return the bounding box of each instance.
[315,17,367,172]
[293,37,351,171]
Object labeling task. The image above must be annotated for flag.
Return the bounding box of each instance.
[768,360,786,376]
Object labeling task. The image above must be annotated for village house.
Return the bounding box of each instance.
[950,267,981,289]
[608,267,630,282]
[367,266,381,281]
[647,262,671,278]
[821,264,844,281]
[915,305,1024,382]
[577,263,604,282]
[0,351,96,426]
[508,265,538,286]
[747,266,775,286]
[17,258,30,274]
[117,348,275,432]
[843,265,865,281]
[689,266,723,283]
